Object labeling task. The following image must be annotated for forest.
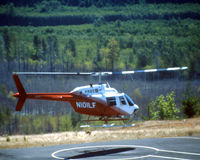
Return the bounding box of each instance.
[0,0,200,135]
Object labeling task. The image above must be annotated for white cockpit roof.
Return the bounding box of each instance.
[71,83,118,96]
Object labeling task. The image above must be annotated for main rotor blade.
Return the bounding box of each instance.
[12,71,113,76]
[13,66,188,76]
[13,72,93,75]
[113,66,188,75]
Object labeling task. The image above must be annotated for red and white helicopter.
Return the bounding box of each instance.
[13,67,187,128]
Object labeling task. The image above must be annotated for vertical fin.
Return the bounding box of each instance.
[13,74,26,111]
[13,74,26,95]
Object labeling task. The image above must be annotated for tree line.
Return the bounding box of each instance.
[1,2,200,26]
[1,19,200,76]
[0,14,94,26]
[0,0,199,7]
[1,12,200,26]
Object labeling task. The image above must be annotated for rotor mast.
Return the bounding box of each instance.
[99,72,102,84]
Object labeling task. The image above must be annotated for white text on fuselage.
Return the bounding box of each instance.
[76,102,96,109]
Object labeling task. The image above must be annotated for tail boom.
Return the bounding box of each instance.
[24,93,74,101]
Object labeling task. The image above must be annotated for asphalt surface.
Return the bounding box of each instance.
[0,136,200,160]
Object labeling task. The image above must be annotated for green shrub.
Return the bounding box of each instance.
[181,84,200,118]
[6,136,10,142]
[149,91,180,120]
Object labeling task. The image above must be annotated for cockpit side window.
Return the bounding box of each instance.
[119,96,126,105]
[106,97,116,106]
[125,94,134,106]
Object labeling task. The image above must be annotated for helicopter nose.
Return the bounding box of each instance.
[134,104,139,109]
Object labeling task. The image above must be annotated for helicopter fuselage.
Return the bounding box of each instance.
[70,83,139,117]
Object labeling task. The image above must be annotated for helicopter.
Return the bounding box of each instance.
[13,66,187,128]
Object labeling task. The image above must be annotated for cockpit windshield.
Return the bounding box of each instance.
[125,94,134,106]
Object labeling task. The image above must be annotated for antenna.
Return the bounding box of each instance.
[106,81,110,88]
[99,72,102,84]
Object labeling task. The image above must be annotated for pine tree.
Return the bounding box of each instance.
[107,37,120,71]
[33,35,41,60]
[3,29,11,70]
[68,39,76,57]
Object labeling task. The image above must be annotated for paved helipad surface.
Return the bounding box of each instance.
[0,136,200,160]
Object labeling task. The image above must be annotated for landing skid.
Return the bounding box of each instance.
[83,116,130,123]
[80,116,135,128]
[80,123,136,128]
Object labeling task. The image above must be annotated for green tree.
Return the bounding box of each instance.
[47,36,58,71]
[93,50,101,70]
[181,84,200,118]
[107,37,120,71]
[136,52,148,68]
[68,39,76,57]
[149,91,180,120]
[100,47,109,70]
[5,107,12,135]
[41,38,47,60]
[59,114,72,131]
[32,35,41,60]
[1,84,8,95]
[6,3,15,16]
[3,29,11,70]
[38,0,62,12]
[94,16,105,27]
[0,106,13,135]
[0,35,5,61]
[0,106,5,132]
[71,110,82,128]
